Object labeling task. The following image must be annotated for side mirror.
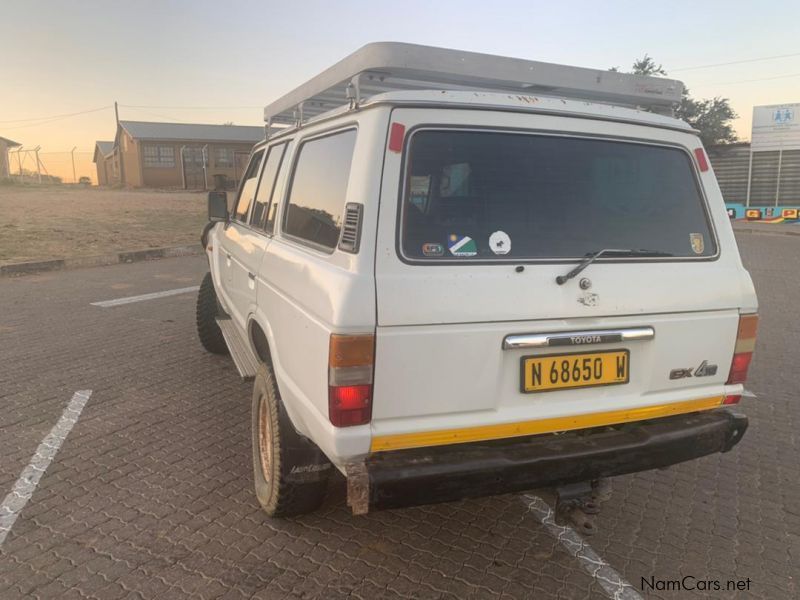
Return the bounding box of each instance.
[208,191,228,222]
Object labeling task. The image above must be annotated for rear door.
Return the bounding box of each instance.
[372,107,755,448]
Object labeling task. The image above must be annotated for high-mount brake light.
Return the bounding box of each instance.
[724,314,758,404]
[694,148,709,172]
[388,122,405,153]
[328,334,374,427]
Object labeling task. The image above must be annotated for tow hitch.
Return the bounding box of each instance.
[554,479,611,536]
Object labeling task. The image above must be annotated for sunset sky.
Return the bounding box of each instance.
[2,0,799,181]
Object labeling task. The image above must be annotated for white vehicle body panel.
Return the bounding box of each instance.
[246,110,389,463]
[370,106,756,450]
[218,223,268,330]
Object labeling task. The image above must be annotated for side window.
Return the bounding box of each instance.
[264,144,291,235]
[233,149,264,222]
[250,143,287,230]
[143,144,175,168]
[215,148,233,168]
[283,129,357,250]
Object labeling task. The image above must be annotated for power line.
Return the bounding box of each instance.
[0,105,112,124]
[671,52,800,72]
[120,107,193,123]
[0,102,258,129]
[693,71,800,87]
[119,103,261,110]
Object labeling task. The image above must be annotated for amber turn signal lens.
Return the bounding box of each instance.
[329,334,374,368]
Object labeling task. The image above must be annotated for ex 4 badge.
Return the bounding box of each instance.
[670,360,718,380]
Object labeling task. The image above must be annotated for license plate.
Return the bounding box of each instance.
[521,350,630,393]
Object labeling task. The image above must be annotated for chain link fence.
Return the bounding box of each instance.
[6,149,96,184]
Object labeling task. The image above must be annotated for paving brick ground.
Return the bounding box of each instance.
[0,233,797,599]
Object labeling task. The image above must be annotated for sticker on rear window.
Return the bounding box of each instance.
[440,163,471,197]
[489,231,511,255]
[409,176,431,211]
[422,243,444,256]
[690,233,705,254]
[448,234,477,257]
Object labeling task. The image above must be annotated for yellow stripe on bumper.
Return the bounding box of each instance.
[370,396,724,453]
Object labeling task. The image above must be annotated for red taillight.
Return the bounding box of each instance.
[328,334,374,427]
[694,148,709,172]
[723,394,742,405]
[328,385,372,427]
[727,352,753,385]
[726,314,758,387]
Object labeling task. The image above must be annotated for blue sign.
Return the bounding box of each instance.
[773,108,794,125]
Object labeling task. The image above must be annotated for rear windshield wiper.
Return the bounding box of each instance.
[555,248,673,285]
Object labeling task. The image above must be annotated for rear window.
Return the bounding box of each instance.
[401,130,716,261]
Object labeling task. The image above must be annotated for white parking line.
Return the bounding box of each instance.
[523,495,643,600]
[90,286,199,308]
[0,390,92,548]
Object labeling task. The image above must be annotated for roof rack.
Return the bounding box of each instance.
[263,42,684,131]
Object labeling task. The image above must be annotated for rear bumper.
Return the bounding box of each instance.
[347,409,747,513]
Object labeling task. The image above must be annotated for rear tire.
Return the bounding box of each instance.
[251,363,331,517]
[196,272,228,355]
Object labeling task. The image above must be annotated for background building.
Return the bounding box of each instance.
[101,121,264,189]
[0,136,22,179]
[706,103,799,217]
[92,141,115,186]
[706,142,800,206]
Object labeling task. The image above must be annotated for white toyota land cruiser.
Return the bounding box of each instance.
[196,43,758,520]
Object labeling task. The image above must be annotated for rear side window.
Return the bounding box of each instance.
[283,129,357,250]
[251,142,287,230]
[233,149,264,222]
[401,130,716,261]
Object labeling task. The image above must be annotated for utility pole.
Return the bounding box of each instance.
[114,100,126,186]
[744,148,753,208]
[180,145,187,189]
[71,146,77,183]
[775,146,783,207]
[34,146,42,184]
[202,144,208,191]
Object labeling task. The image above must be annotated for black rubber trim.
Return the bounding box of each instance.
[365,409,748,511]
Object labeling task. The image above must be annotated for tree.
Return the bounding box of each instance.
[675,96,738,148]
[617,56,738,146]
[631,55,667,77]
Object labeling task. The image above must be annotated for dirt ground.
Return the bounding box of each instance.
[0,185,208,265]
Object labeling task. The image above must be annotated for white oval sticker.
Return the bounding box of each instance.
[489,231,511,255]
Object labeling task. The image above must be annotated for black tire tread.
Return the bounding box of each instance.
[252,363,330,517]
[196,272,229,355]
